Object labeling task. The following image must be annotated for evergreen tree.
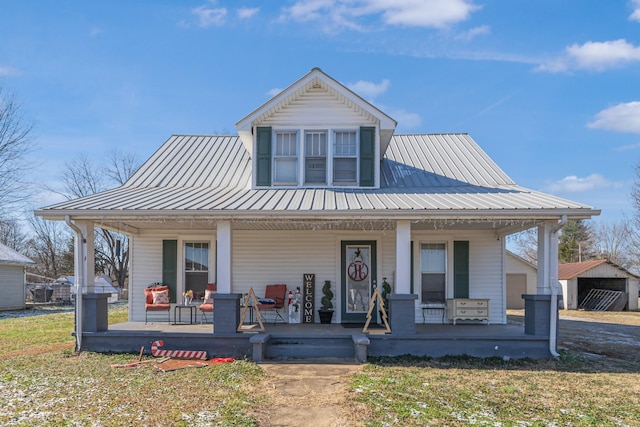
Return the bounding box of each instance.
[559,220,593,263]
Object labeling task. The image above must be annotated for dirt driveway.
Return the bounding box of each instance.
[509,310,640,371]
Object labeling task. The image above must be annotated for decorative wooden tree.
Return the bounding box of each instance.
[237,287,265,332]
[363,285,391,334]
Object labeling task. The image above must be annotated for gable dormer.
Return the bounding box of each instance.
[236,68,397,189]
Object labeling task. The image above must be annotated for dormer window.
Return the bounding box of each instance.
[305,131,327,185]
[255,126,376,188]
[333,131,357,185]
[274,131,298,185]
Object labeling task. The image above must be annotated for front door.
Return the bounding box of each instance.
[341,241,377,323]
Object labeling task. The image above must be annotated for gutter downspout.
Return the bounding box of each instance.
[549,214,568,358]
[65,216,84,352]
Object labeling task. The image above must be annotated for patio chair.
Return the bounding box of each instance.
[256,284,287,325]
[144,284,171,324]
[199,283,217,323]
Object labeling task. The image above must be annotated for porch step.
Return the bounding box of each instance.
[252,333,369,362]
[266,336,354,359]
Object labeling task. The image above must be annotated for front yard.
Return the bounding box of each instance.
[1,304,639,426]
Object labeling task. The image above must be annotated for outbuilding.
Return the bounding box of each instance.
[506,251,538,309]
[559,260,639,311]
[0,243,35,311]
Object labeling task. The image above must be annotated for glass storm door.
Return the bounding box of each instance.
[341,241,377,323]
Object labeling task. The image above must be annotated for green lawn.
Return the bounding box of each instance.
[2,305,640,426]
[0,305,265,426]
[352,355,640,426]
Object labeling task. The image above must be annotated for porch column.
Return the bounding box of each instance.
[216,221,232,293]
[536,222,554,294]
[525,220,561,340]
[395,220,411,294]
[74,221,95,293]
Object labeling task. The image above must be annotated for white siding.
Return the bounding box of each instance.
[412,230,504,324]
[129,229,506,324]
[129,231,218,321]
[129,235,164,321]
[261,89,376,128]
[0,264,26,310]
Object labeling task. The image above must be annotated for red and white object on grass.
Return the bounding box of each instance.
[151,340,207,360]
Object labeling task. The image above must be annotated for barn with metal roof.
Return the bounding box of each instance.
[559,260,639,311]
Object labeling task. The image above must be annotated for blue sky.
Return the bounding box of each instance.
[1,0,640,225]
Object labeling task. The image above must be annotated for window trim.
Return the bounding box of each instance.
[304,130,328,185]
[183,241,210,299]
[273,130,299,185]
[419,242,448,304]
[264,127,364,188]
[332,129,359,186]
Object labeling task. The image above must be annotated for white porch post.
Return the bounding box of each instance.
[536,222,553,294]
[395,220,411,293]
[75,221,95,292]
[216,221,232,293]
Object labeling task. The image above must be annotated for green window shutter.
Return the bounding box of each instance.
[453,241,469,298]
[359,126,375,187]
[162,240,177,303]
[256,126,272,186]
[410,240,414,294]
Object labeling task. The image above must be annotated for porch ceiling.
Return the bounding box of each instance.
[81,215,541,235]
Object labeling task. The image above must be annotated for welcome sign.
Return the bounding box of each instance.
[303,273,315,323]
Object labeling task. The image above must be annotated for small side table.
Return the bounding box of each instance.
[420,303,446,324]
[174,305,196,325]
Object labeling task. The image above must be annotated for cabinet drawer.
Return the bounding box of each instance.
[455,308,487,317]
[456,299,488,308]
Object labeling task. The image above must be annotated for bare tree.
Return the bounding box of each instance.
[60,150,140,289]
[0,82,35,216]
[0,218,28,252]
[592,217,640,273]
[25,214,73,279]
[507,227,538,264]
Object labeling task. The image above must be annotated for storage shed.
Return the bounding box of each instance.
[506,251,538,309]
[559,260,639,311]
[0,243,35,311]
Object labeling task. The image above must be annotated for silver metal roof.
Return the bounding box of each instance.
[0,243,35,265]
[38,133,597,218]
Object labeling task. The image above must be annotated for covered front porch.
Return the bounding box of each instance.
[80,292,556,362]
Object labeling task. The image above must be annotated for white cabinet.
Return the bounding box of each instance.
[447,298,489,325]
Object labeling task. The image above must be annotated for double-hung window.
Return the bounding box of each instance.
[274,131,298,185]
[185,242,209,298]
[333,130,357,185]
[304,131,327,184]
[421,243,446,303]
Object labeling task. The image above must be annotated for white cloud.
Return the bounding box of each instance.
[537,39,640,73]
[346,78,390,99]
[89,27,103,38]
[380,0,479,28]
[281,0,333,22]
[588,102,640,134]
[266,88,283,97]
[0,66,19,76]
[387,108,422,129]
[455,25,490,41]
[545,174,613,193]
[615,141,640,151]
[279,0,478,31]
[192,4,227,28]
[238,7,259,19]
[631,0,640,22]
